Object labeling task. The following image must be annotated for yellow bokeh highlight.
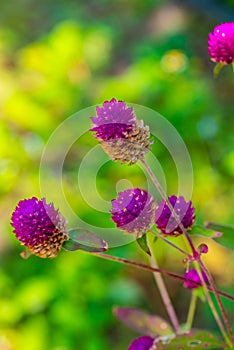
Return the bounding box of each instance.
[161,49,188,73]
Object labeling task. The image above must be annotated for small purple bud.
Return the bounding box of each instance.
[198,243,209,255]
[128,336,154,350]
[183,269,208,289]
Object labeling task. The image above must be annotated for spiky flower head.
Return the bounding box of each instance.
[11,197,69,258]
[90,98,135,140]
[155,195,195,237]
[90,98,151,165]
[208,22,234,64]
[183,269,208,290]
[111,188,156,238]
[128,336,154,350]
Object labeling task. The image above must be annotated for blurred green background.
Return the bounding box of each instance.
[0,0,234,349]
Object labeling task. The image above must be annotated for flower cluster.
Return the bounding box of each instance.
[208,22,234,64]
[90,98,151,165]
[9,16,233,349]
[11,197,68,258]
[111,191,196,238]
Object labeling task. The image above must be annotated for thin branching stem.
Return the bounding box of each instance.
[185,291,197,331]
[86,251,234,301]
[193,261,233,348]
[141,159,196,256]
[141,158,233,347]
[147,235,181,333]
[150,229,189,256]
[199,258,234,343]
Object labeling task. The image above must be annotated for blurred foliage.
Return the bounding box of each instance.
[0,0,234,349]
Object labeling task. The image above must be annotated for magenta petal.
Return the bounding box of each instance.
[111,188,156,236]
[90,98,136,140]
[183,269,208,289]
[208,22,234,64]
[128,336,154,350]
[155,195,195,236]
[11,197,68,258]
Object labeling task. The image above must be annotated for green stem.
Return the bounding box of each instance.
[150,229,189,256]
[147,234,181,334]
[199,258,234,343]
[141,159,197,257]
[194,261,233,348]
[185,291,198,331]
[141,158,233,347]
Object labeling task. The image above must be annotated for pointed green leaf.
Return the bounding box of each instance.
[155,329,225,349]
[137,235,151,256]
[205,222,234,250]
[189,225,222,238]
[63,228,108,253]
[113,306,173,337]
[189,223,234,250]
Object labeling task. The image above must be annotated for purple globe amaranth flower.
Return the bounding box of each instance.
[111,188,156,238]
[183,269,208,290]
[90,98,151,165]
[155,195,195,237]
[11,197,69,258]
[128,336,154,350]
[208,22,234,64]
[90,98,136,140]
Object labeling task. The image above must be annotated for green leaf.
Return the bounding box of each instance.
[63,228,108,253]
[136,235,151,256]
[189,225,222,238]
[155,329,225,349]
[205,222,234,250]
[189,223,234,250]
[113,306,173,337]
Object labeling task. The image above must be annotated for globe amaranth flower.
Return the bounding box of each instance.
[90,98,151,165]
[208,22,234,64]
[111,188,156,238]
[183,269,208,290]
[90,98,135,140]
[155,195,195,237]
[128,336,154,350]
[11,197,69,258]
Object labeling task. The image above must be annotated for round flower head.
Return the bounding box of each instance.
[155,195,195,237]
[208,22,234,64]
[111,188,156,238]
[11,197,69,258]
[90,98,151,165]
[183,269,208,290]
[128,336,154,350]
